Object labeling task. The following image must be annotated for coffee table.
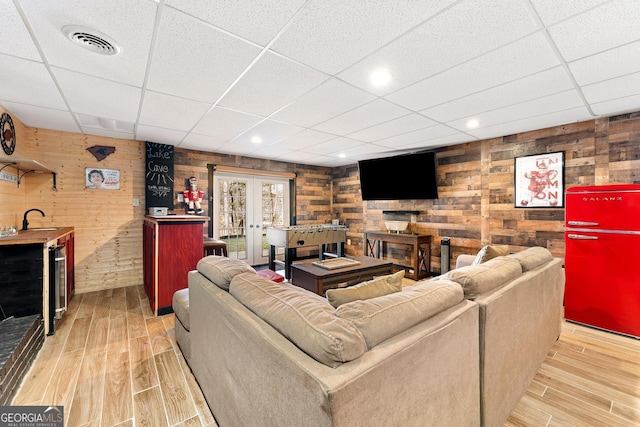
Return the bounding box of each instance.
[290,255,393,296]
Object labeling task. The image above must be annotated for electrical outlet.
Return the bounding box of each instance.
[133,198,139,207]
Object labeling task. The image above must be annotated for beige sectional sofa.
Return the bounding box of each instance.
[177,247,564,427]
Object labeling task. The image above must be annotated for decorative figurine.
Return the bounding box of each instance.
[183,176,204,214]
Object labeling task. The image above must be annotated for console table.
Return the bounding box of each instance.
[364,231,431,280]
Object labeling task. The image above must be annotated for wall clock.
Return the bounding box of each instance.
[1,113,16,156]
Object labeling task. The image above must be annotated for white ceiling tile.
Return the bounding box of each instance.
[191,107,263,142]
[271,0,459,75]
[0,55,67,110]
[139,91,211,131]
[136,125,187,146]
[271,78,375,127]
[529,0,610,26]
[147,7,261,102]
[77,113,134,132]
[548,0,640,61]
[467,107,592,139]
[590,94,640,116]
[569,40,640,86]
[18,0,157,86]
[0,1,41,60]
[164,0,306,46]
[52,67,141,122]
[421,67,574,122]
[0,102,80,133]
[217,52,329,117]
[301,137,364,155]
[387,32,560,111]
[347,114,438,142]
[79,127,134,140]
[277,150,320,163]
[274,129,337,150]
[399,132,474,150]
[313,99,411,135]
[581,72,640,104]
[232,119,303,145]
[179,133,226,152]
[339,0,538,95]
[447,90,585,131]
[375,124,460,149]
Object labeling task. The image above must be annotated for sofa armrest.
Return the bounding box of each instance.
[456,254,476,269]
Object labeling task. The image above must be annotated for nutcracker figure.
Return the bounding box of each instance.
[183,176,204,214]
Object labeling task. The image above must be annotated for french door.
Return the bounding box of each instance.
[213,172,290,266]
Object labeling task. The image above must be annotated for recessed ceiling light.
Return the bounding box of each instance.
[466,119,479,129]
[370,68,392,86]
[251,136,262,144]
[338,153,346,158]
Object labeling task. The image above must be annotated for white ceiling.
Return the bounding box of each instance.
[1,0,639,167]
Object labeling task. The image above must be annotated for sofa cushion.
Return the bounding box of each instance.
[446,256,522,299]
[325,270,404,308]
[336,280,463,349]
[472,244,510,265]
[508,246,553,272]
[229,272,367,368]
[172,289,190,331]
[197,255,256,291]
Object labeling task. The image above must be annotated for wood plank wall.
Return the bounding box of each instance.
[2,105,639,291]
[332,112,640,274]
[0,106,147,294]
[172,149,334,258]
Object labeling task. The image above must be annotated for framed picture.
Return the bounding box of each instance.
[514,152,564,208]
[86,167,120,190]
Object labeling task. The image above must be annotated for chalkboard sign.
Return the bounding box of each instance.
[145,142,174,209]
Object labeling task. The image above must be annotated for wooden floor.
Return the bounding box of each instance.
[11,285,640,426]
[12,285,216,427]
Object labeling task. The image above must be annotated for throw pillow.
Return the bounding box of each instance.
[472,244,510,265]
[326,270,404,308]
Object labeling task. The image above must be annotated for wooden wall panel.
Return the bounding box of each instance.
[335,112,640,275]
[3,103,640,291]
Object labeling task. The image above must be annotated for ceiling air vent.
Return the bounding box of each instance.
[62,26,121,56]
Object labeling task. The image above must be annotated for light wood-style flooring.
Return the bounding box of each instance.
[11,285,640,426]
[12,285,216,427]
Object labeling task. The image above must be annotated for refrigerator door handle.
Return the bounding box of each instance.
[568,234,599,240]
[567,221,599,226]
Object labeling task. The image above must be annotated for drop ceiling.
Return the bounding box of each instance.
[1,0,639,167]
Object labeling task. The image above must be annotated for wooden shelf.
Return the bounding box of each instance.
[0,157,57,189]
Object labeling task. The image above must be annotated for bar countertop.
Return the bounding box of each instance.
[0,227,74,246]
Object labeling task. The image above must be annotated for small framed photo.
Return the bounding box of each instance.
[86,167,120,190]
[514,152,564,208]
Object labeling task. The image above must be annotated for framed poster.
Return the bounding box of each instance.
[86,168,120,190]
[514,151,564,208]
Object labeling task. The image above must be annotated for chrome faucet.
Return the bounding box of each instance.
[22,208,45,230]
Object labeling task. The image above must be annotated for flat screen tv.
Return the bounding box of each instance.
[358,151,438,200]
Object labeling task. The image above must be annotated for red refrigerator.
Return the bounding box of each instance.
[565,184,640,338]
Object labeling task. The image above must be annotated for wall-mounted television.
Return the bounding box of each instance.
[357,151,438,200]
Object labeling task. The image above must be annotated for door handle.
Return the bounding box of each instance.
[568,234,598,240]
[568,221,599,226]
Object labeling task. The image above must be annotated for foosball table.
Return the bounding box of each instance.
[266,224,347,279]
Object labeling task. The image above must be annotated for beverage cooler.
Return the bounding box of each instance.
[564,184,640,338]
